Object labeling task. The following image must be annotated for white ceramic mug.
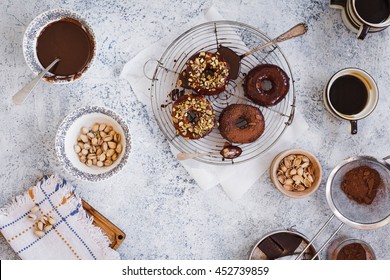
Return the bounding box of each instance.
[330,0,390,39]
[324,68,379,134]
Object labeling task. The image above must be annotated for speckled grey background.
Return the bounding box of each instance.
[0,0,389,260]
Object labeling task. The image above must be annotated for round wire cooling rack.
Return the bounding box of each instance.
[149,20,296,165]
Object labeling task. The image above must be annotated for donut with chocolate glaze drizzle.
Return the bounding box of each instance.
[178,51,230,95]
[172,93,216,139]
[243,64,290,107]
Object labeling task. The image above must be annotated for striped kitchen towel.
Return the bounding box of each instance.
[0,175,120,260]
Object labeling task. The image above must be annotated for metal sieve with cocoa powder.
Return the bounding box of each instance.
[295,155,390,260]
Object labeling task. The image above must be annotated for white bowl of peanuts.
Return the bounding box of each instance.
[270,149,322,198]
[55,106,131,182]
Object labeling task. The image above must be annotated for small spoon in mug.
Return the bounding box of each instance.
[12,58,60,105]
[217,23,308,79]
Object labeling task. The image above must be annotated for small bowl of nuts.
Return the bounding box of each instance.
[270,149,322,198]
[55,106,131,182]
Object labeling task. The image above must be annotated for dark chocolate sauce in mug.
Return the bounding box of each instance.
[329,75,368,115]
[36,18,94,77]
[355,0,390,24]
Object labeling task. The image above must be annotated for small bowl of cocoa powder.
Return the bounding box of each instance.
[328,238,376,260]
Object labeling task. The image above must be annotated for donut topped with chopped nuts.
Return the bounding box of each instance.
[178,51,230,95]
[172,93,217,139]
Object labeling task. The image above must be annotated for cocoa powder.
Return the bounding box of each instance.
[341,165,381,205]
[337,243,367,260]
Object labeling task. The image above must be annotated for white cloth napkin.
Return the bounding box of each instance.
[121,6,309,200]
[0,175,120,260]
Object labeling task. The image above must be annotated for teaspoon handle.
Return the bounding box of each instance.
[12,58,60,105]
[177,152,220,160]
[242,23,308,58]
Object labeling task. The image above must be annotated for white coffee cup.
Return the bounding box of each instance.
[324,68,379,134]
[330,0,390,39]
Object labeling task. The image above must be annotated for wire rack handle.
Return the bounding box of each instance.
[295,214,345,260]
[286,104,295,126]
[383,155,390,161]
[143,59,162,81]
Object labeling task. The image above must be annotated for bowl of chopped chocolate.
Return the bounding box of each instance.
[23,9,96,83]
[249,229,320,260]
[328,238,376,260]
[270,149,322,198]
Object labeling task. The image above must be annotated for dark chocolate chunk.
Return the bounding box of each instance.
[257,237,284,259]
[270,232,303,255]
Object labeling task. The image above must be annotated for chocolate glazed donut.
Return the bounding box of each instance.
[172,94,216,140]
[178,51,230,96]
[244,64,290,107]
[218,104,265,144]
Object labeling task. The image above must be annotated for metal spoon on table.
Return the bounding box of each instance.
[218,23,308,79]
[12,58,60,105]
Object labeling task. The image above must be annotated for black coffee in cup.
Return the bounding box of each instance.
[329,75,368,115]
[355,0,390,24]
[330,0,390,39]
[324,68,379,134]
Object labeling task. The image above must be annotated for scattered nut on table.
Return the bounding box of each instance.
[37,221,44,231]
[27,214,37,221]
[277,154,315,192]
[26,205,57,238]
[40,216,48,224]
[48,217,56,225]
[74,123,123,168]
[34,230,45,238]
[44,225,53,232]
[36,215,56,233]
[30,205,40,214]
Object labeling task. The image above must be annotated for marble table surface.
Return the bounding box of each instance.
[0,0,389,260]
